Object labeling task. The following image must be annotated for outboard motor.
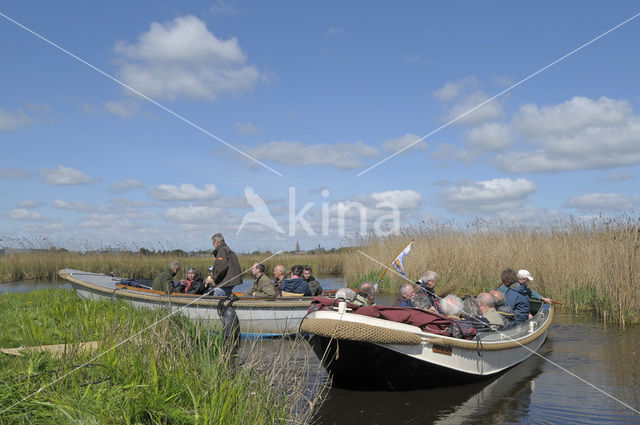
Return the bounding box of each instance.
[217,293,240,344]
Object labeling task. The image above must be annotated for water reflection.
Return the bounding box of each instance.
[0,280,71,294]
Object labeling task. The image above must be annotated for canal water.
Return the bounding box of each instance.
[3,279,639,424]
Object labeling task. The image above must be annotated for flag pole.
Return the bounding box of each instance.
[374,239,413,290]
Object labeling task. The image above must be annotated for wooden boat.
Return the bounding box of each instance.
[59,268,317,337]
[300,301,553,390]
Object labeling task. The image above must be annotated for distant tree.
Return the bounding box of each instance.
[139,247,152,256]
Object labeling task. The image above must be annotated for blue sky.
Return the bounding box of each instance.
[1,1,640,252]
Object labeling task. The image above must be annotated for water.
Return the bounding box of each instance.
[4,279,639,423]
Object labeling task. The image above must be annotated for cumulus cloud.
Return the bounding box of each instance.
[109,179,145,193]
[53,200,94,212]
[496,96,640,173]
[234,122,261,134]
[440,178,537,214]
[444,91,505,126]
[0,109,34,132]
[563,193,638,212]
[432,76,477,101]
[40,166,99,185]
[0,168,35,179]
[114,15,264,101]
[79,213,135,229]
[148,183,220,201]
[466,122,512,151]
[7,209,42,220]
[164,206,223,222]
[381,133,428,153]
[240,141,381,169]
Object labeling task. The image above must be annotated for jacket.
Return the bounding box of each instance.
[248,274,277,298]
[280,277,311,296]
[305,276,323,296]
[176,275,205,295]
[211,243,242,288]
[152,268,176,294]
[504,284,530,325]
[416,280,443,313]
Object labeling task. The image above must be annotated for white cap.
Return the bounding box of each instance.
[517,270,533,281]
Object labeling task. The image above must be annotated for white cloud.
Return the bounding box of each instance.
[241,141,380,169]
[103,99,144,119]
[7,209,42,220]
[0,168,35,179]
[164,206,223,222]
[17,200,43,208]
[79,213,135,229]
[0,109,34,132]
[466,122,512,151]
[432,76,477,101]
[114,15,264,101]
[109,179,145,193]
[563,193,638,212]
[53,200,93,212]
[440,178,537,214]
[148,183,220,201]
[444,91,505,126]
[496,96,640,173]
[381,133,428,153]
[234,122,261,134]
[39,166,99,185]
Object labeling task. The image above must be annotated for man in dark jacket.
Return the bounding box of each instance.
[302,265,323,296]
[415,270,443,313]
[204,233,242,297]
[152,261,180,293]
[280,265,311,296]
[175,267,205,295]
[501,268,530,325]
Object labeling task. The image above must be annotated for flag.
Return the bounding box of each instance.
[392,241,412,277]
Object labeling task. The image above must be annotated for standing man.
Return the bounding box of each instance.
[205,233,242,297]
[152,261,180,294]
[248,263,276,298]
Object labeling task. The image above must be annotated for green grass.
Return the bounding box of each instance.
[0,289,325,424]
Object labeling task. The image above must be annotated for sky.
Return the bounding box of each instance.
[1,1,640,253]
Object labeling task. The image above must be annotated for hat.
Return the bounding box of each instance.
[187,267,197,274]
[517,270,533,281]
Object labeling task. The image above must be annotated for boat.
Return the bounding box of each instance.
[59,268,319,337]
[300,299,553,390]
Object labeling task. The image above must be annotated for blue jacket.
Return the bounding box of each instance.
[504,284,530,325]
[280,277,311,296]
[498,283,542,300]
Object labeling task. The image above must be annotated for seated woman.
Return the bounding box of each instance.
[175,267,205,295]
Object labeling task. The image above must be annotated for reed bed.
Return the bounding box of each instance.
[0,289,326,424]
[344,216,640,324]
[0,251,344,282]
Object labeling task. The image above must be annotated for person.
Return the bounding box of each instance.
[415,271,443,313]
[204,233,242,297]
[280,264,312,296]
[335,287,357,303]
[440,294,463,318]
[477,292,504,329]
[501,268,530,325]
[353,281,376,306]
[247,262,277,298]
[517,270,553,303]
[490,289,515,327]
[152,261,180,294]
[302,265,323,296]
[272,264,286,297]
[175,266,205,295]
[393,283,416,308]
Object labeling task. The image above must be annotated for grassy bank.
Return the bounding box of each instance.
[0,251,345,282]
[0,289,325,424]
[344,217,640,325]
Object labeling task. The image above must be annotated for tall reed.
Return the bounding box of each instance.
[344,216,640,324]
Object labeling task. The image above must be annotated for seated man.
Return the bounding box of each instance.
[175,267,205,295]
[517,269,553,303]
[460,296,491,328]
[248,262,277,298]
[393,283,416,308]
[152,261,180,294]
[501,268,530,325]
[415,270,443,313]
[440,294,463,318]
[335,287,357,303]
[280,265,312,296]
[353,281,376,306]
[272,264,286,297]
[302,265,323,296]
[477,293,504,329]
[490,289,515,326]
